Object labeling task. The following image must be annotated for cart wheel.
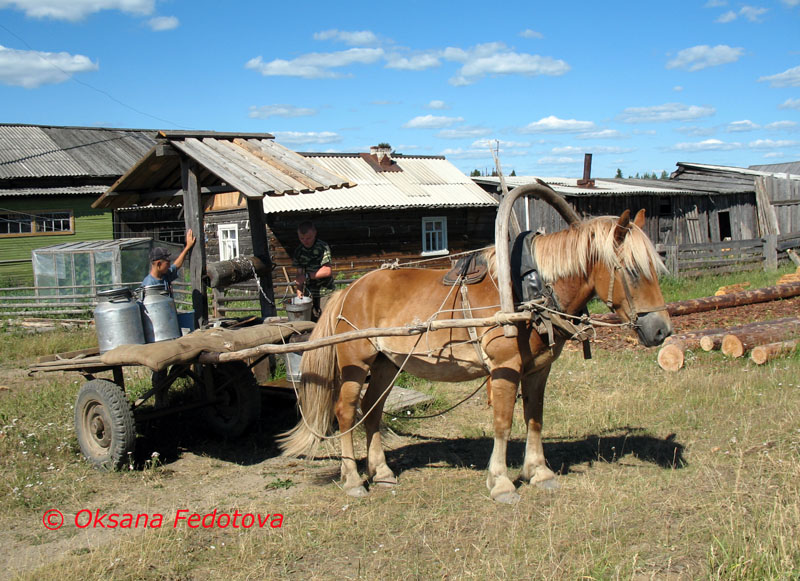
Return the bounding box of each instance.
[74,379,136,470]
[202,362,262,438]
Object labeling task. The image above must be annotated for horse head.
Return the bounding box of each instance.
[596,209,672,347]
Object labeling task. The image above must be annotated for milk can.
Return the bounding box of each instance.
[140,285,181,343]
[94,288,146,353]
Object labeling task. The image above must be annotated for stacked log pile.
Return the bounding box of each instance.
[652,281,800,371]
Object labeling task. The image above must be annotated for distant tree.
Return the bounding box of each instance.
[509,169,516,176]
[377,142,392,149]
[615,168,623,179]
[470,169,481,177]
[660,170,668,180]
[635,172,640,179]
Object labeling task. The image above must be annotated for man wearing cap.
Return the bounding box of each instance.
[142,229,196,296]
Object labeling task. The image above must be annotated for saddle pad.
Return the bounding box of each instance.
[442,253,488,286]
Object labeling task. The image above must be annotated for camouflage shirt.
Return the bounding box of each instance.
[293,239,334,296]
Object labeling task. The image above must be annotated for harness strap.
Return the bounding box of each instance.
[460,283,492,373]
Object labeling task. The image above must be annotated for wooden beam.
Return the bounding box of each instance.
[181,156,208,327]
[247,198,277,317]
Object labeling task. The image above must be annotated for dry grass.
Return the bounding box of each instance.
[2,328,800,579]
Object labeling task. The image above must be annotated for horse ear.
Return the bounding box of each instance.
[615,210,631,243]
[633,209,646,229]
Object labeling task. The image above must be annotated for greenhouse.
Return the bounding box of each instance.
[32,239,182,297]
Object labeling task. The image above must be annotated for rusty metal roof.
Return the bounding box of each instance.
[94,132,353,209]
[260,153,498,214]
[0,124,156,180]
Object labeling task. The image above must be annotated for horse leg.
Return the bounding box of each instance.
[361,355,398,487]
[335,364,370,497]
[486,367,521,503]
[519,365,559,489]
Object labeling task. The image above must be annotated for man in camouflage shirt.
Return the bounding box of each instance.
[293,221,334,320]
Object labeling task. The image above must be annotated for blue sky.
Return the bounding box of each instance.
[1,0,799,178]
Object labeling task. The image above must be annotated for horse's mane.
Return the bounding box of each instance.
[531,216,667,282]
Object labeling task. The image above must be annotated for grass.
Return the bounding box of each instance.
[2,267,800,579]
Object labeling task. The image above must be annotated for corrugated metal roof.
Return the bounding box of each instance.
[473,175,697,197]
[677,162,800,180]
[0,185,107,197]
[0,124,156,180]
[94,133,354,208]
[260,154,498,214]
[33,238,151,253]
[749,161,800,176]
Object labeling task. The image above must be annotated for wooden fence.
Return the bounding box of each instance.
[2,234,799,319]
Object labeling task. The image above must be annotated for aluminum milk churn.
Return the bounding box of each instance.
[140,285,181,343]
[94,288,146,353]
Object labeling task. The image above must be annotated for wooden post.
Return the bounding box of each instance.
[180,157,208,327]
[665,244,679,277]
[763,235,778,271]
[247,197,276,318]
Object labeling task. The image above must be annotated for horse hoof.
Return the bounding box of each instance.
[494,491,520,504]
[374,478,397,488]
[535,478,560,491]
[345,485,369,498]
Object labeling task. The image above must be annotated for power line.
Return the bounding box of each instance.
[0,22,192,130]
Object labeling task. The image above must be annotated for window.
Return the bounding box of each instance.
[421,216,448,256]
[218,223,239,261]
[0,210,73,237]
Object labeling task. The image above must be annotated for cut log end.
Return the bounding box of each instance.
[751,339,799,365]
[658,341,686,372]
[699,335,723,352]
[721,334,745,358]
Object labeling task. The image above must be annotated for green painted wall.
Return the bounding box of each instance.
[0,196,112,285]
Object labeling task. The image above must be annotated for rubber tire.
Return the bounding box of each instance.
[202,362,261,438]
[74,379,136,470]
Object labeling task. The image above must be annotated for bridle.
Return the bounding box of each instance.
[604,260,667,327]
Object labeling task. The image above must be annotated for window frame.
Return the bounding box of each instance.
[217,223,240,261]
[421,216,449,256]
[0,209,74,238]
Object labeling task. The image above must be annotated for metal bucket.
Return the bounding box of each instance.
[283,352,303,383]
[94,288,145,353]
[140,285,181,343]
[285,296,313,322]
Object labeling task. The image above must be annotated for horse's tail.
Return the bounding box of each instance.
[278,289,346,458]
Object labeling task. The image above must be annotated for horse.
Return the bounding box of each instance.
[279,207,672,503]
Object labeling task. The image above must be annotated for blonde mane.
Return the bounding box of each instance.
[531,216,667,282]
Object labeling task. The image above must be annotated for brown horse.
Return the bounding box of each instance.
[279,209,672,503]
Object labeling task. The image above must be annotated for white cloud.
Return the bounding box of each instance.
[0,0,154,21]
[520,115,595,133]
[577,129,624,139]
[765,120,797,130]
[782,0,800,6]
[0,45,98,88]
[439,147,493,160]
[716,10,738,22]
[385,52,441,71]
[313,29,380,46]
[715,5,768,22]
[666,44,743,71]
[551,145,633,155]
[671,139,743,151]
[676,125,717,136]
[759,65,800,87]
[705,0,728,7]
[520,29,543,39]
[272,131,341,145]
[248,104,317,119]
[444,42,569,86]
[673,85,684,92]
[727,120,760,132]
[426,100,448,110]
[147,15,178,31]
[618,103,716,123]
[748,139,797,148]
[404,114,463,129]
[437,126,492,139]
[779,98,800,110]
[538,156,579,165]
[740,6,768,21]
[471,139,531,149]
[245,48,384,79]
